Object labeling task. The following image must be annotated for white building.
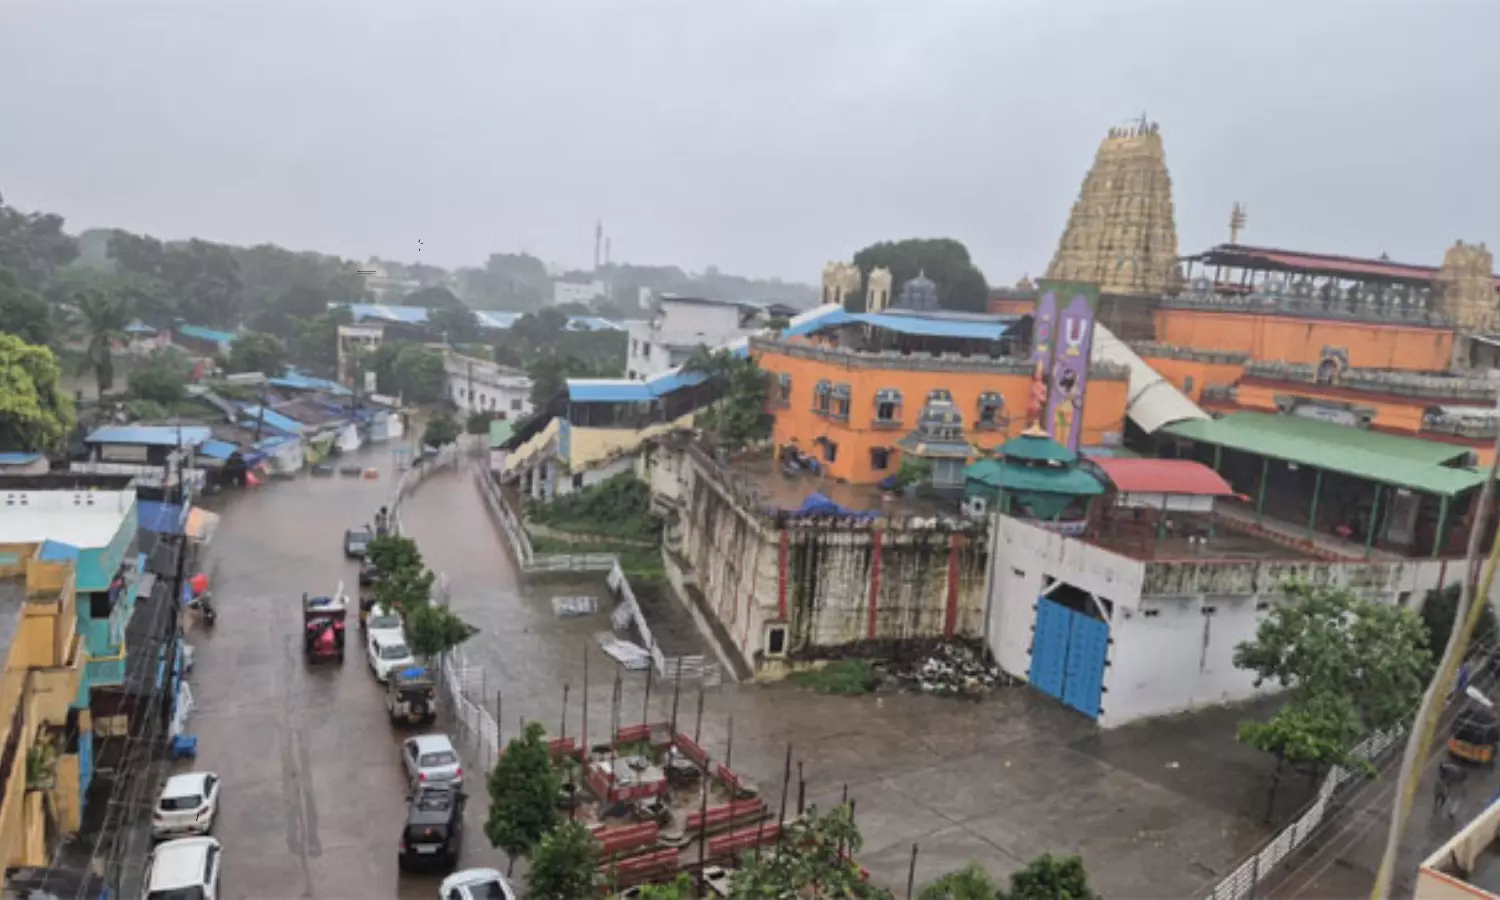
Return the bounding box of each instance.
[625,296,766,381]
[984,514,1454,728]
[552,279,608,307]
[337,324,385,385]
[444,352,533,420]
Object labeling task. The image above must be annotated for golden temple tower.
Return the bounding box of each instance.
[1046,119,1180,295]
[1435,240,1496,333]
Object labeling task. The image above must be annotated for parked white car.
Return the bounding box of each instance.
[441,867,518,900]
[366,610,405,646]
[367,631,416,683]
[152,772,220,839]
[402,733,463,788]
[144,836,222,900]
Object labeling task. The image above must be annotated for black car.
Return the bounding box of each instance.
[399,785,465,871]
[358,560,383,586]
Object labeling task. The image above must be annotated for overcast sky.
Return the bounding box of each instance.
[2,0,1496,284]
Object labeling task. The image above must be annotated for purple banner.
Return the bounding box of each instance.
[1025,288,1058,433]
[1039,281,1099,452]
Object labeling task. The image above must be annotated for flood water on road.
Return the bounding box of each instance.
[184,447,502,900]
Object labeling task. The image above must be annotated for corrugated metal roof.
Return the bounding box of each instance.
[239,406,305,435]
[342,303,625,333]
[271,371,353,396]
[1162,412,1486,496]
[0,452,42,465]
[197,439,240,460]
[1092,458,1236,497]
[965,458,1105,495]
[86,425,213,447]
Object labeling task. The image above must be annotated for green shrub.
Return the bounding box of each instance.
[787,659,875,695]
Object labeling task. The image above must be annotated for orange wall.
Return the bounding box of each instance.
[757,348,1128,484]
[1155,309,1453,371]
[1139,356,1246,403]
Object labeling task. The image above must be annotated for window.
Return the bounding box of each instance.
[627,370,636,380]
[928,388,953,403]
[572,473,584,489]
[777,373,792,405]
[1183,375,1195,394]
[813,380,832,413]
[765,625,788,657]
[870,447,891,470]
[511,398,522,411]
[977,392,1005,429]
[830,384,851,419]
[642,342,651,359]
[931,457,963,486]
[822,440,838,463]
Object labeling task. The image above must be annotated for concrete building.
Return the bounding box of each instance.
[1417,797,1500,898]
[337,323,385,386]
[0,475,140,805]
[73,425,211,494]
[444,352,532,420]
[626,296,767,380]
[0,546,87,870]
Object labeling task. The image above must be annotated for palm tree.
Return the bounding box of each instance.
[75,289,132,396]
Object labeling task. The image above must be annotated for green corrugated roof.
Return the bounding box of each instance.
[488,419,515,449]
[1161,412,1485,497]
[998,432,1078,464]
[964,458,1105,496]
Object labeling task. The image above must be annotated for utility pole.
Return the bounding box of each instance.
[253,386,267,445]
[467,359,475,417]
[161,430,186,732]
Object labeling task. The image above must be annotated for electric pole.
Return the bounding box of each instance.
[161,430,186,732]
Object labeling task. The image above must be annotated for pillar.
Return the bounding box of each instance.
[1306,470,1322,542]
[1433,494,1452,559]
[1364,484,1383,559]
[1256,457,1269,522]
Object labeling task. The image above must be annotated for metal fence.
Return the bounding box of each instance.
[1203,726,1402,900]
[472,465,722,685]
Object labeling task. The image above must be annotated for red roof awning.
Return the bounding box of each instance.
[1186,243,1500,289]
[1090,458,1237,497]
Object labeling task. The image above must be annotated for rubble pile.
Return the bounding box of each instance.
[877,643,1007,697]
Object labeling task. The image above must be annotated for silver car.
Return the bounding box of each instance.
[402,733,463,788]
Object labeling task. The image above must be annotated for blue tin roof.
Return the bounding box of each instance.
[852,312,1018,340]
[86,425,213,447]
[339,303,624,333]
[197,439,240,460]
[0,452,42,465]
[137,501,188,535]
[566,380,654,403]
[271,370,353,397]
[175,324,236,346]
[37,539,79,562]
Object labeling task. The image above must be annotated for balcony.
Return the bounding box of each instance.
[85,650,126,688]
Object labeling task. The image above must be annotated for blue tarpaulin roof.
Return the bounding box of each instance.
[37,540,79,562]
[0,452,42,465]
[87,425,213,447]
[566,380,654,403]
[854,312,1018,340]
[785,492,878,520]
[196,439,240,460]
[137,501,188,535]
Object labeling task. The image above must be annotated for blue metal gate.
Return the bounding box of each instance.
[1027,597,1108,720]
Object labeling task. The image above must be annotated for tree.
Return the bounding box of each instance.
[918,864,999,900]
[466,411,495,434]
[729,804,893,899]
[422,412,461,448]
[632,875,693,898]
[428,304,480,344]
[373,566,435,615]
[393,343,446,403]
[0,266,53,346]
[685,347,771,453]
[0,334,74,453]
[850,238,989,313]
[127,364,187,405]
[1420,583,1498,674]
[404,603,478,663]
[228,332,288,376]
[401,286,464,310]
[163,239,244,327]
[288,307,352,376]
[1004,854,1092,900]
[367,534,424,578]
[1234,581,1432,816]
[76,289,132,395]
[0,192,78,289]
[486,721,562,875]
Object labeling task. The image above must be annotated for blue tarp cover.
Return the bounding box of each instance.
[137,501,187,535]
[786,492,877,520]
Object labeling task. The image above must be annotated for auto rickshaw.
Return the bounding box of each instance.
[1449,704,1500,764]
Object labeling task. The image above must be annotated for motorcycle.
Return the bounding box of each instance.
[188,591,216,627]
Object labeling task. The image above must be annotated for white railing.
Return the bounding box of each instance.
[388,444,458,535]
[473,466,722,685]
[440,646,501,771]
[1203,725,1401,900]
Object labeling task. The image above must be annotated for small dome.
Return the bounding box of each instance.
[895,270,940,310]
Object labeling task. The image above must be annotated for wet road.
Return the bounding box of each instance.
[175,450,1288,898]
[183,446,503,900]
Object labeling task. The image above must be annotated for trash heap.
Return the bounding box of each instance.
[877,643,1006,697]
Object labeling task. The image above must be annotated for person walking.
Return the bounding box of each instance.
[1438,762,1469,819]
